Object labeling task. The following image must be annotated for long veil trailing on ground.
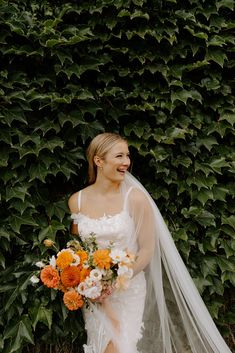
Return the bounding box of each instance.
[122,171,231,353]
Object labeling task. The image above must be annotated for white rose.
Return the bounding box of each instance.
[117,265,133,279]
[110,249,127,263]
[30,275,40,284]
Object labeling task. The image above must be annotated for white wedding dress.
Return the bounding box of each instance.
[72,172,232,353]
[73,187,146,353]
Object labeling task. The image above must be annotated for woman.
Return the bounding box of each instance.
[68,133,232,353]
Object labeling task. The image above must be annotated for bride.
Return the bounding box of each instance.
[68,132,232,353]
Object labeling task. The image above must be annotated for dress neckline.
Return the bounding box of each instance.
[77,210,127,222]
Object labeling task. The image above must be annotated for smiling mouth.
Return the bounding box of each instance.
[117,169,126,174]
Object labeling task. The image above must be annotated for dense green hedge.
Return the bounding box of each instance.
[0,0,234,352]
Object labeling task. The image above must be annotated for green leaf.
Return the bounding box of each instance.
[38,220,66,242]
[46,200,68,222]
[200,257,218,278]
[212,186,229,202]
[221,271,235,286]
[29,162,49,183]
[219,112,235,126]
[193,277,213,294]
[58,110,84,128]
[216,0,234,10]
[6,186,30,202]
[9,199,35,215]
[171,90,193,104]
[4,315,34,350]
[193,188,214,205]
[206,48,227,67]
[30,302,52,330]
[196,210,216,227]
[124,120,151,138]
[209,157,231,174]
[0,252,5,269]
[221,215,235,230]
[10,213,38,234]
[196,137,219,151]
[130,10,150,20]
[218,257,235,273]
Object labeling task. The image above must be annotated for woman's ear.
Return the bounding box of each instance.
[94,155,103,168]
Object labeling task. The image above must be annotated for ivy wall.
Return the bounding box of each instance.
[0,0,234,352]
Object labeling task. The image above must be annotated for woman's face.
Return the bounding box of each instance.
[98,141,131,182]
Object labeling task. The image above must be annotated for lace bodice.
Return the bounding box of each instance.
[71,187,136,251]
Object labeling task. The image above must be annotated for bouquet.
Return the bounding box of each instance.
[36,234,135,311]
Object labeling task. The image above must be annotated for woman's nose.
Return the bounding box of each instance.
[122,156,130,165]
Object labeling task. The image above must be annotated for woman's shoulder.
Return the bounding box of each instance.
[68,186,92,213]
[128,187,148,204]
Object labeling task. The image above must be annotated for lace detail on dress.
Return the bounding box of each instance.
[71,211,136,251]
[83,344,94,353]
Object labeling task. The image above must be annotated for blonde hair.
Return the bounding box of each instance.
[86,132,127,184]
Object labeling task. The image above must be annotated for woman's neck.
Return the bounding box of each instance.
[91,178,121,195]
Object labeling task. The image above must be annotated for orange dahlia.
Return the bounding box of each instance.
[80,267,91,282]
[93,249,111,269]
[76,250,88,265]
[40,265,60,288]
[61,266,81,288]
[63,290,84,310]
[56,250,73,269]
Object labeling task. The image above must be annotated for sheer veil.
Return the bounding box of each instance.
[122,171,231,353]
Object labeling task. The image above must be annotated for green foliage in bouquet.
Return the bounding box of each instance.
[0,0,234,352]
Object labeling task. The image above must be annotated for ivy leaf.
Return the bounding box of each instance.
[219,112,235,126]
[196,137,219,151]
[206,48,227,67]
[194,161,212,176]
[218,256,235,273]
[30,302,52,330]
[6,186,30,202]
[216,0,234,10]
[200,257,218,278]
[130,10,150,20]
[209,157,230,174]
[221,215,235,230]
[171,90,200,104]
[193,188,214,205]
[0,252,5,269]
[29,162,49,183]
[193,277,213,294]
[58,110,84,128]
[4,315,34,351]
[9,199,35,216]
[221,271,235,286]
[45,200,68,222]
[212,186,229,202]
[38,220,66,242]
[10,212,38,234]
[124,120,151,138]
[196,210,216,227]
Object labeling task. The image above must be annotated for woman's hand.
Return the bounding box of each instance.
[91,284,114,303]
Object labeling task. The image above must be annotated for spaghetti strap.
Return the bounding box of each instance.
[78,190,82,212]
[123,186,133,210]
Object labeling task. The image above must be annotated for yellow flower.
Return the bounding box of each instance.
[93,249,111,270]
[76,250,88,265]
[56,250,73,269]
